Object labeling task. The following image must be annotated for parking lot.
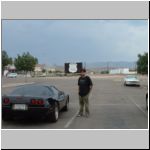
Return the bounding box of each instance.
[1,75,148,129]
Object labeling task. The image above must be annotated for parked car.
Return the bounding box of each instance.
[124,75,140,86]
[2,84,69,122]
[146,92,148,110]
[7,72,17,78]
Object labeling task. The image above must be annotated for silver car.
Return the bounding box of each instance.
[7,73,18,78]
[124,75,140,86]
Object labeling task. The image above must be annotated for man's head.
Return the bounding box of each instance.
[80,68,86,77]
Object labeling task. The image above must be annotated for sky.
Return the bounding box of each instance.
[2,20,148,66]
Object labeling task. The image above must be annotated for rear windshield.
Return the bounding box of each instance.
[10,85,53,97]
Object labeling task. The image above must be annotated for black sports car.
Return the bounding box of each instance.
[2,84,69,122]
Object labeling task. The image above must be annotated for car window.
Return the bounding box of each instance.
[127,76,137,79]
[10,85,53,97]
[51,86,59,95]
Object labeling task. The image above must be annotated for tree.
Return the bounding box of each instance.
[42,69,46,73]
[2,50,13,72]
[101,70,109,74]
[14,52,38,73]
[137,52,148,74]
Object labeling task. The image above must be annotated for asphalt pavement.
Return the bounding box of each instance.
[1,75,148,129]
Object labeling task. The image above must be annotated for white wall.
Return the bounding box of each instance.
[109,68,130,74]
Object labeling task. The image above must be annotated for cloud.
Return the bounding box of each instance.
[2,20,148,64]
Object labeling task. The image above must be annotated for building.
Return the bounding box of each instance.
[109,68,130,74]
[34,64,46,72]
[5,64,16,71]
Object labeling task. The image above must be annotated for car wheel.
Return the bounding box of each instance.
[51,102,59,122]
[46,102,59,122]
[63,97,69,111]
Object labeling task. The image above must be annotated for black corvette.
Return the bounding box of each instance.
[2,84,69,122]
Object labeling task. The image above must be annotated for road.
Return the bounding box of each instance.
[1,75,148,129]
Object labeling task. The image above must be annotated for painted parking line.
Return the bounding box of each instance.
[127,96,148,117]
[64,110,79,128]
[64,93,93,129]
[2,82,35,88]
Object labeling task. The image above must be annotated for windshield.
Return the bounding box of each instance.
[10,85,54,97]
[8,73,17,74]
[126,75,137,79]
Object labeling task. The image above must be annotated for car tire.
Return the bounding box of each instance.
[63,97,69,111]
[51,102,59,122]
[46,102,59,122]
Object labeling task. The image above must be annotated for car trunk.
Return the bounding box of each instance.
[7,95,45,104]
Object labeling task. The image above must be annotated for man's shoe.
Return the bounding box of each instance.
[77,114,83,117]
[85,113,89,117]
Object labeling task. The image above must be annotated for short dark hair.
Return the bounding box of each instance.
[80,68,86,72]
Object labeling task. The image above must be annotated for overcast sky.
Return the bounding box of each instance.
[2,20,148,65]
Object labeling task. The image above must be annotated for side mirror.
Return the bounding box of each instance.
[59,91,64,99]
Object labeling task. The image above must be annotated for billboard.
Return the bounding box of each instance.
[65,62,83,73]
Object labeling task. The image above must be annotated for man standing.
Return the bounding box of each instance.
[77,68,93,117]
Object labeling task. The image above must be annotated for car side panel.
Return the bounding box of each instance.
[58,94,67,110]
